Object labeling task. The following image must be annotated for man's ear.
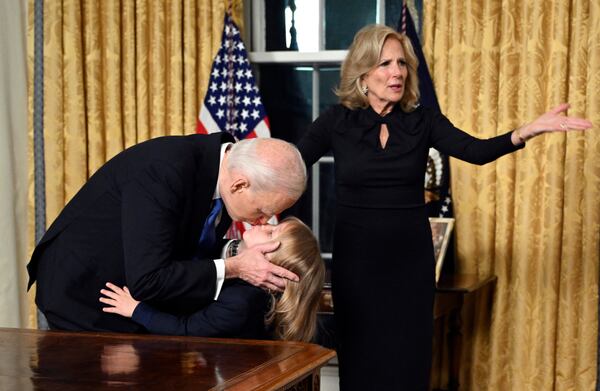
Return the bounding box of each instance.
[230,176,250,193]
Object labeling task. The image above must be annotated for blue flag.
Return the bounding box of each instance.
[398,7,452,218]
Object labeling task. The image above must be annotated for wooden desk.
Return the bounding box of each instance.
[0,327,336,390]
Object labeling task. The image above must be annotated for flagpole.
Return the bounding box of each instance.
[401,0,407,34]
[224,2,236,138]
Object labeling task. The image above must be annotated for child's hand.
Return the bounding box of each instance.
[100,282,140,318]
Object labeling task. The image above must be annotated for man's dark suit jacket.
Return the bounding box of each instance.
[27,132,235,332]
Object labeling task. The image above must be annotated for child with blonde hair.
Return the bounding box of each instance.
[100,217,325,342]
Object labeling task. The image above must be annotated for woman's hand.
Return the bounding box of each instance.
[513,103,593,144]
[100,282,140,318]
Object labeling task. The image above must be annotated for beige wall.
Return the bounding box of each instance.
[0,0,29,328]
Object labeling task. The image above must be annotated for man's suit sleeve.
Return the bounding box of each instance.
[121,160,216,303]
[131,284,267,337]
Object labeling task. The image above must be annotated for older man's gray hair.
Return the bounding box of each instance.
[227,138,307,199]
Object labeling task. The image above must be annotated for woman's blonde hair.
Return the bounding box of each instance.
[265,217,325,342]
[336,24,420,112]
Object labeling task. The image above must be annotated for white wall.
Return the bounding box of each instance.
[0,0,29,328]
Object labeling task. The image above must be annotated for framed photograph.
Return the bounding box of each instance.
[429,217,455,283]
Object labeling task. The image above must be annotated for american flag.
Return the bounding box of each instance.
[197,13,274,238]
[197,13,270,139]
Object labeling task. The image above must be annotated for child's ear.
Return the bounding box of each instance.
[263,241,280,262]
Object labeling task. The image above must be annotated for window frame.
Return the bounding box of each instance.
[245,0,387,260]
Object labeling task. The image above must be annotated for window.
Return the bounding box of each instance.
[247,0,388,264]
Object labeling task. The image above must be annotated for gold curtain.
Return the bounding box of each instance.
[27,0,244,328]
[423,1,599,389]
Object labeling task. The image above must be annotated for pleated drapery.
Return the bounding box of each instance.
[27,0,244,328]
[423,1,599,389]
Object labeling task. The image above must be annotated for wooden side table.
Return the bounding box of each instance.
[433,274,497,391]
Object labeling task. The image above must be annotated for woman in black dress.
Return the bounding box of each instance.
[297,24,592,390]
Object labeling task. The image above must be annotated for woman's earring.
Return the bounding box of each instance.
[361,85,368,96]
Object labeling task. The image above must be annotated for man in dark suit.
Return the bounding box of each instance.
[27,133,306,332]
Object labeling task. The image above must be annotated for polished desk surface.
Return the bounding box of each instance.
[0,327,336,390]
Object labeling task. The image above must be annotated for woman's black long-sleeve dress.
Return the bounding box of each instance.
[298,104,522,390]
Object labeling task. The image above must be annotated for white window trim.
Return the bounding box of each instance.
[248,0,386,52]
[249,50,347,64]
[246,0,387,255]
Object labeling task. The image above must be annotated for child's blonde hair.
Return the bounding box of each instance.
[265,217,325,342]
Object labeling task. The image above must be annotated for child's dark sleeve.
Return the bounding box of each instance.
[131,281,269,338]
